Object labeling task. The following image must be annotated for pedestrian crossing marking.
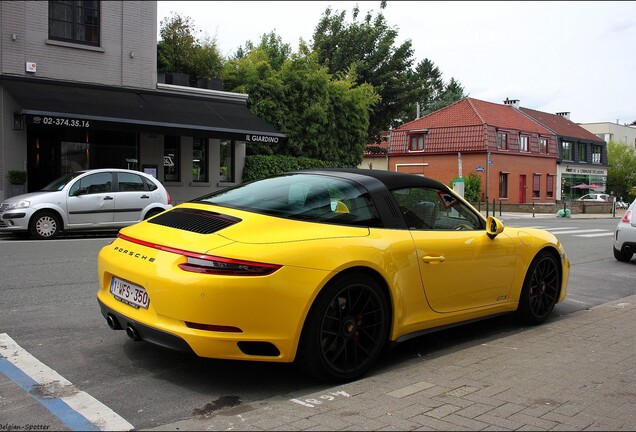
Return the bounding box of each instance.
[505,225,613,238]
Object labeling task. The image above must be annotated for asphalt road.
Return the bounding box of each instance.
[0,216,633,430]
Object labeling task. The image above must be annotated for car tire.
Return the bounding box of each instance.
[613,246,633,262]
[516,250,560,325]
[296,272,389,382]
[29,211,61,240]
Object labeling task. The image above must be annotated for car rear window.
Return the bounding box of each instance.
[196,174,382,227]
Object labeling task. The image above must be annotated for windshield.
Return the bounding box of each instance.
[41,172,84,191]
[196,174,382,227]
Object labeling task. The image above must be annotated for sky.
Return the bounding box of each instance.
[157,1,636,125]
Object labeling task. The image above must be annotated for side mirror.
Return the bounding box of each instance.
[486,216,505,239]
[71,187,88,197]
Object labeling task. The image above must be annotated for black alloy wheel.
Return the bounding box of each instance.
[297,272,389,382]
[517,251,560,325]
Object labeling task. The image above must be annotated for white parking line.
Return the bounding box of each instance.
[0,333,133,431]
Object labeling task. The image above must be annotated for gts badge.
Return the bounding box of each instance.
[497,295,508,301]
[113,246,156,262]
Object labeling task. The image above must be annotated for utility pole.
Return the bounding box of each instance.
[485,151,490,217]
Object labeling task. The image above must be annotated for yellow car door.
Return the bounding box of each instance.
[391,186,517,313]
[411,229,517,312]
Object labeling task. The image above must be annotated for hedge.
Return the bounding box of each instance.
[242,155,342,182]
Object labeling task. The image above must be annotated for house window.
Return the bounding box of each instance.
[561,141,573,160]
[49,1,100,46]
[499,172,508,198]
[519,134,529,152]
[164,136,180,182]
[578,144,588,162]
[497,132,508,150]
[192,138,208,182]
[408,134,426,152]
[592,145,602,164]
[533,174,541,198]
[539,137,548,154]
[546,174,554,198]
[219,140,234,182]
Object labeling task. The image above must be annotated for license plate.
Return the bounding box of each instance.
[110,277,150,309]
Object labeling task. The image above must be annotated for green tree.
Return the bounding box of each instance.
[223,43,379,166]
[311,2,466,140]
[157,12,223,82]
[312,2,414,142]
[607,140,636,199]
[464,172,482,203]
[233,32,292,71]
[423,78,467,116]
[396,58,444,122]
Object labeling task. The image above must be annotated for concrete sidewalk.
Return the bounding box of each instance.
[149,295,636,431]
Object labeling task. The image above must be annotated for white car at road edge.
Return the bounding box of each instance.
[613,198,636,262]
[0,168,172,240]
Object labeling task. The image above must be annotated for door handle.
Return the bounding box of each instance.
[422,255,446,264]
[103,196,114,201]
[141,195,150,199]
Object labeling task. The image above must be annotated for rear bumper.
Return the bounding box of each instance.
[98,298,196,355]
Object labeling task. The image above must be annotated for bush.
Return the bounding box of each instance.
[7,170,26,185]
[243,155,338,182]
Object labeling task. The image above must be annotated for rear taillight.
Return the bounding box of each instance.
[178,255,281,276]
[166,192,172,205]
[622,210,632,223]
[118,233,281,276]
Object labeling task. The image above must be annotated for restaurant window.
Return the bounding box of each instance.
[164,136,180,182]
[539,137,548,154]
[192,138,208,182]
[49,0,100,46]
[519,134,529,152]
[499,172,508,198]
[533,174,541,198]
[497,131,508,150]
[561,141,573,160]
[219,140,234,182]
[546,174,555,198]
[592,145,602,164]
[578,144,588,162]
[408,133,427,152]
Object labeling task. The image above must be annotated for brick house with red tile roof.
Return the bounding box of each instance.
[517,105,610,201]
[384,97,559,204]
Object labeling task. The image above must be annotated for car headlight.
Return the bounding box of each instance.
[8,200,31,209]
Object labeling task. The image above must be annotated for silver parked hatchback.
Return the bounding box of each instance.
[0,168,172,239]
[613,198,636,262]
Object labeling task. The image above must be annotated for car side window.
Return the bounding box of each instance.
[391,187,483,231]
[69,172,113,195]
[117,172,146,192]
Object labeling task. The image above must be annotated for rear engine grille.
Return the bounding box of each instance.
[148,208,240,234]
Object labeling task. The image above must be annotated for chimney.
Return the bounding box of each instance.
[503,98,519,109]
[556,112,571,120]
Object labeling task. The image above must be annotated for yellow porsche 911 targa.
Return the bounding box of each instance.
[97,169,569,381]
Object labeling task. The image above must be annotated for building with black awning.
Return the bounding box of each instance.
[4,76,284,142]
[0,1,285,202]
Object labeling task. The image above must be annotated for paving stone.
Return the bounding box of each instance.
[142,294,636,432]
